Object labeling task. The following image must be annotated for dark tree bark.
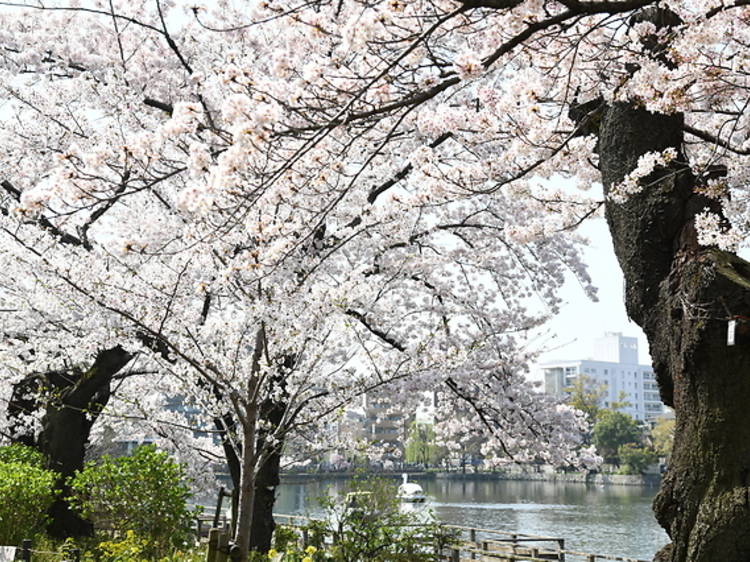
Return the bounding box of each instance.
[248,391,286,554]
[214,412,242,533]
[597,97,750,560]
[211,374,287,554]
[7,346,133,539]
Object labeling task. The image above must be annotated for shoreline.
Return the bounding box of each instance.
[279,470,661,487]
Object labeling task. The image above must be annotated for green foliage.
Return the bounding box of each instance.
[96,530,150,562]
[265,544,325,562]
[14,535,205,562]
[405,422,440,466]
[68,445,196,558]
[592,410,642,462]
[617,443,658,475]
[295,477,456,561]
[650,416,675,457]
[0,459,57,544]
[0,443,45,467]
[274,525,302,552]
[565,375,606,421]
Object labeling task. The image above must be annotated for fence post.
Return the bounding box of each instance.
[587,555,596,562]
[470,528,477,560]
[215,529,230,562]
[213,487,226,528]
[20,539,31,562]
[72,548,81,562]
[451,547,460,562]
[207,528,220,562]
[557,538,565,561]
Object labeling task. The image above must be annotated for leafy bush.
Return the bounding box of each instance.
[0,443,45,467]
[0,459,57,544]
[68,445,196,557]
[96,531,149,562]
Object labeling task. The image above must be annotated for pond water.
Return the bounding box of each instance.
[273,476,668,560]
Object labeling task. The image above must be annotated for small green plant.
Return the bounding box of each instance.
[0,459,57,544]
[68,445,196,558]
[273,525,301,552]
[97,531,149,562]
[266,545,324,562]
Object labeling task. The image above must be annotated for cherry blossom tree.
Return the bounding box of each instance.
[0,1,598,557]
[5,0,749,559]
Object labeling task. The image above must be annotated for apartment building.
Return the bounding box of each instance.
[541,332,664,422]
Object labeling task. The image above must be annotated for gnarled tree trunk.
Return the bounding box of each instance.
[7,345,132,538]
[598,97,750,560]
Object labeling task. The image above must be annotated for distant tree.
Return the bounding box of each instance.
[405,422,439,467]
[617,443,658,475]
[565,375,606,421]
[592,410,642,463]
[651,416,676,459]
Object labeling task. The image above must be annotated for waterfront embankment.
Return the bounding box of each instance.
[281,468,661,487]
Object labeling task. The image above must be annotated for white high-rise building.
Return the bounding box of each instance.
[541,332,664,422]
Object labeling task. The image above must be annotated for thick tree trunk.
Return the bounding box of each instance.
[249,394,286,554]
[234,417,257,562]
[598,99,750,560]
[212,377,287,554]
[8,346,132,539]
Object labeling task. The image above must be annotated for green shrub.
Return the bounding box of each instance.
[0,460,57,544]
[96,530,149,562]
[0,443,45,467]
[68,445,196,558]
[273,525,301,552]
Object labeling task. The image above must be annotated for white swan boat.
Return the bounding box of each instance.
[397,473,426,503]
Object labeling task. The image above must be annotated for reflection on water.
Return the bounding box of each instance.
[274,477,668,560]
